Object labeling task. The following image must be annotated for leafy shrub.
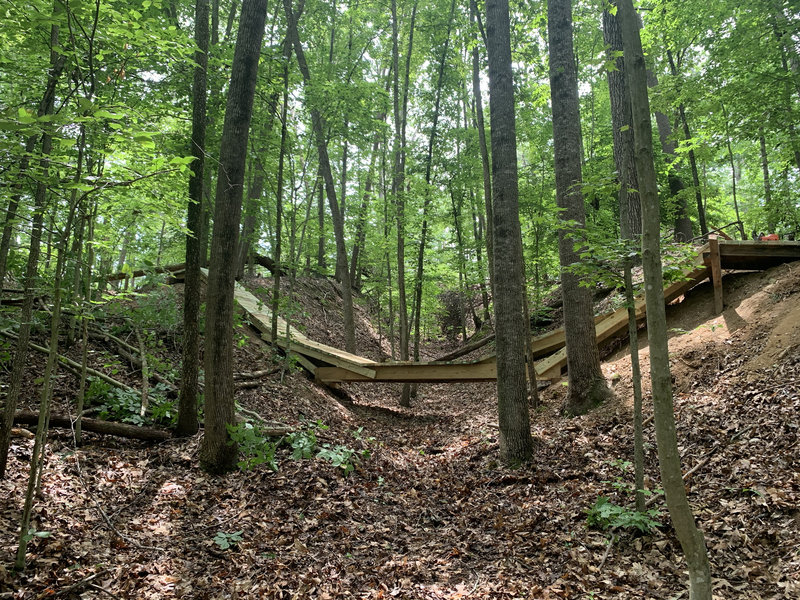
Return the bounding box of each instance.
[285,429,317,460]
[586,496,661,534]
[227,422,278,471]
[90,378,177,427]
[316,443,369,475]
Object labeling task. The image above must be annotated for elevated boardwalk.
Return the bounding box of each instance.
[171,239,800,385]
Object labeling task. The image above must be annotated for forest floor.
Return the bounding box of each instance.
[1,261,799,599]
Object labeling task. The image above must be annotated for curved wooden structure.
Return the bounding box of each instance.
[166,240,800,385]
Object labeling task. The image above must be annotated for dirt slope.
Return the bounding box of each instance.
[0,264,798,599]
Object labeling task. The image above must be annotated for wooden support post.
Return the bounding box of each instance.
[709,234,723,314]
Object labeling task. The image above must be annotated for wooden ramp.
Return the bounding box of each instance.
[170,240,800,385]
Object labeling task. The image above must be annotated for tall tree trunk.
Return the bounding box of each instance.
[618,2,712,597]
[602,4,640,239]
[391,0,417,406]
[238,165,263,280]
[666,49,707,235]
[647,69,693,241]
[604,1,645,509]
[486,0,533,465]
[548,0,611,416]
[176,0,210,438]
[760,128,775,231]
[316,169,326,272]
[410,0,456,364]
[470,0,495,301]
[271,58,289,339]
[284,0,356,354]
[720,103,745,239]
[199,0,268,473]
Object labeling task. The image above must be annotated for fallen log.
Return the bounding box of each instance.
[103,263,187,283]
[253,254,288,276]
[12,411,171,441]
[434,332,495,362]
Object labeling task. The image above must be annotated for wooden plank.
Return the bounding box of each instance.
[270,337,377,378]
[316,361,498,383]
[709,234,724,314]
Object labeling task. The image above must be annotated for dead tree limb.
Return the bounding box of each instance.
[0,329,136,394]
[13,411,171,441]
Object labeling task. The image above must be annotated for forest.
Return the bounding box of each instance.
[1,0,799,598]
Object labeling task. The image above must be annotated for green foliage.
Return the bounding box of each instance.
[586,497,661,534]
[317,443,370,476]
[21,527,51,544]
[89,378,176,427]
[285,429,317,460]
[227,419,369,476]
[212,530,243,551]
[226,422,278,472]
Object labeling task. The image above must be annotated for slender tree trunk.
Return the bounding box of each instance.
[237,166,263,280]
[470,0,495,301]
[760,128,775,231]
[316,171,326,273]
[410,0,456,366]
[271,59,289,339]
[486,0,533,465]
[602,4,640,239]
[618,2,712,597]
[604,0,645,512]
[548,0,611,416]
[646,68,693,241]
[391,0,417,406]
[176,0,210,438]
[199,0,268,473]
[666,49,707,235]
[75,202,97,445]
[720,103,745,239]
[285,0,355,353]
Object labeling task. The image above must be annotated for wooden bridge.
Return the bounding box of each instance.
[168,238,800,386]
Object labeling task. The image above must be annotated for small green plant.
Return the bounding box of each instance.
[285,429,317,460]
[213,530,243,550]
[586,497,661,534]
[22,526,51,544]
[227,422,278,471]
[317,443,368,475]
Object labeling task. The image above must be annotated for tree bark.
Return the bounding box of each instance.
[391,0,417,406]
[177,0,210,438]
[618,2,712,597]
[602,4,641,240]
[548,0,611,416]
[285,0,355,353]
[470,0,495,303]
[200,0,268,473]
[0,22,65,477]
[666,49,707,236]
[13,412,171,442]
[759,128,775,231]
[486,0,533,465]
[410,0,456,367]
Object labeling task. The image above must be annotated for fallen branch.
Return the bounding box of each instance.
[103,262,186,283]
[88,329,176,391]
[234,367,281,380]
[434,331,495,362]
[0,329,136,394]
[13,411,171,441]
